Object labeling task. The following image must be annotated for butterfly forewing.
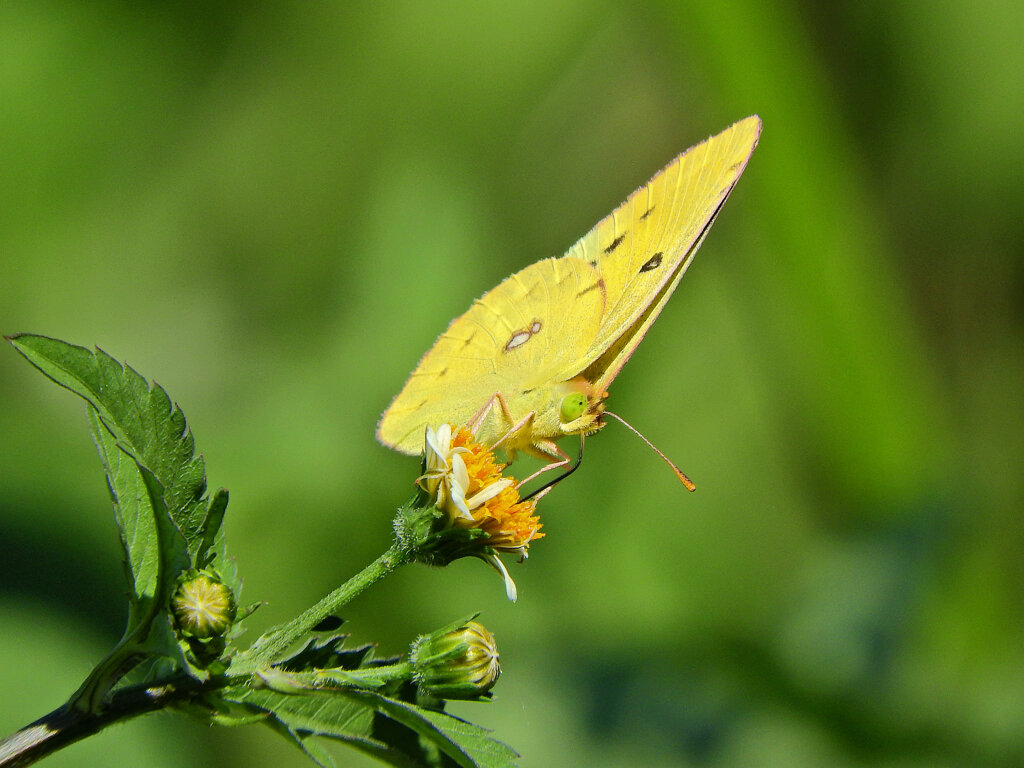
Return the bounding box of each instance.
[565,116,762,392]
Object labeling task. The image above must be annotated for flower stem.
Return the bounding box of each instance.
[318,660,414,687]
[230,542,411,674]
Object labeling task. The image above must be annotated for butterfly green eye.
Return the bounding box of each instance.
[560,392,588,423]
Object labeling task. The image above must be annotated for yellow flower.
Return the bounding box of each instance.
[421,425,544,601]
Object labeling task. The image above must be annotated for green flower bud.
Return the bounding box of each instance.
[411,620,500,700]
[171,571,236,640]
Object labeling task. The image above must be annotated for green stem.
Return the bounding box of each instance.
[231,542,411,674]
[315,661,414,688]
[258,660,415,692]
[66,634,147,716]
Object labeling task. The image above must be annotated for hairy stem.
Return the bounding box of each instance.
[230,542,411,674]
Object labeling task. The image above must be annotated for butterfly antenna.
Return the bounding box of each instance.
[519,435,585,503]
[603,411,696,491]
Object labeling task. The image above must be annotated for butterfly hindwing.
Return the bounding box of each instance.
[377,257,604,453]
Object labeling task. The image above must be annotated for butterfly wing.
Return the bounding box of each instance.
[565,115,762,392]
[377,256,605,454]
[379,117,761,457]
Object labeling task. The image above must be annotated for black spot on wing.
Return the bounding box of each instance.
[576,278,603,299]
[640,205,656,220]
[639,252,663,273]
[604,233,626,254]
[457,330,477,349]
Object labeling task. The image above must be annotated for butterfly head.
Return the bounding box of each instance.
[556,377,607,437]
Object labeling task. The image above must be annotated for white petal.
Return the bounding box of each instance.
[424,427,444,469]
[424,425,439,453]
[480,554,518,602]
[465,477,512,509]
[448,478,472,518]
[445,454,470,517]
[451,452,470,493]
[436,423,452,453]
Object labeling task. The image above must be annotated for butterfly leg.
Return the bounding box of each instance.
[466,393,501,434]
[467,391,531,450]
[486,393,534,453]
[512,439,572,489]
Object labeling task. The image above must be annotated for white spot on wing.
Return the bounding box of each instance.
[503,320,543,352]
[505,331,531,350]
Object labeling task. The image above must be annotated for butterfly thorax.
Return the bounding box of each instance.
[470,376,606,462]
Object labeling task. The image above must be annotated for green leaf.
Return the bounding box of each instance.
[264,719,338,768]
[239,687,376,738]
[196,487,243,610]
[134,460,192,649]
[278,631,376,673]
[227,687,420,767]
[68,444,192,711]
[8,334,215,563]
[197,488,230,571]
[226,684,517,768]
[350,690,518,768]
[88,407,170,623]
[9,335,226,704]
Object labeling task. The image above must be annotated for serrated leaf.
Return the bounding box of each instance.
[88,406,192,634]
[197,487,243,610]
[264,719,337,768]
[226,684,517,768]
[239,687,376,736]
[8,334,216,563]
[197,488,230,571]
[87,397,191,671]
[227,687,422,768]
[349,690,518,768]
[278,633,375,673]
[88,405,162,617]
[67,449,192,711]
[135,462,194,656]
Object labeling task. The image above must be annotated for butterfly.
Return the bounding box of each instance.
[377,116,761,478]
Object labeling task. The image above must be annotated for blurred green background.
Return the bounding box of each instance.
[2,2,1022,766]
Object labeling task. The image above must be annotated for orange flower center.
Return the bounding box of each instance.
[450,427,544,553]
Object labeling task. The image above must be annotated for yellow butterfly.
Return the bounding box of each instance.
[378,116,761,478]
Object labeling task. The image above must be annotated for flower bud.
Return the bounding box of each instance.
[411,620,500,700]
[171,571,236,640]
